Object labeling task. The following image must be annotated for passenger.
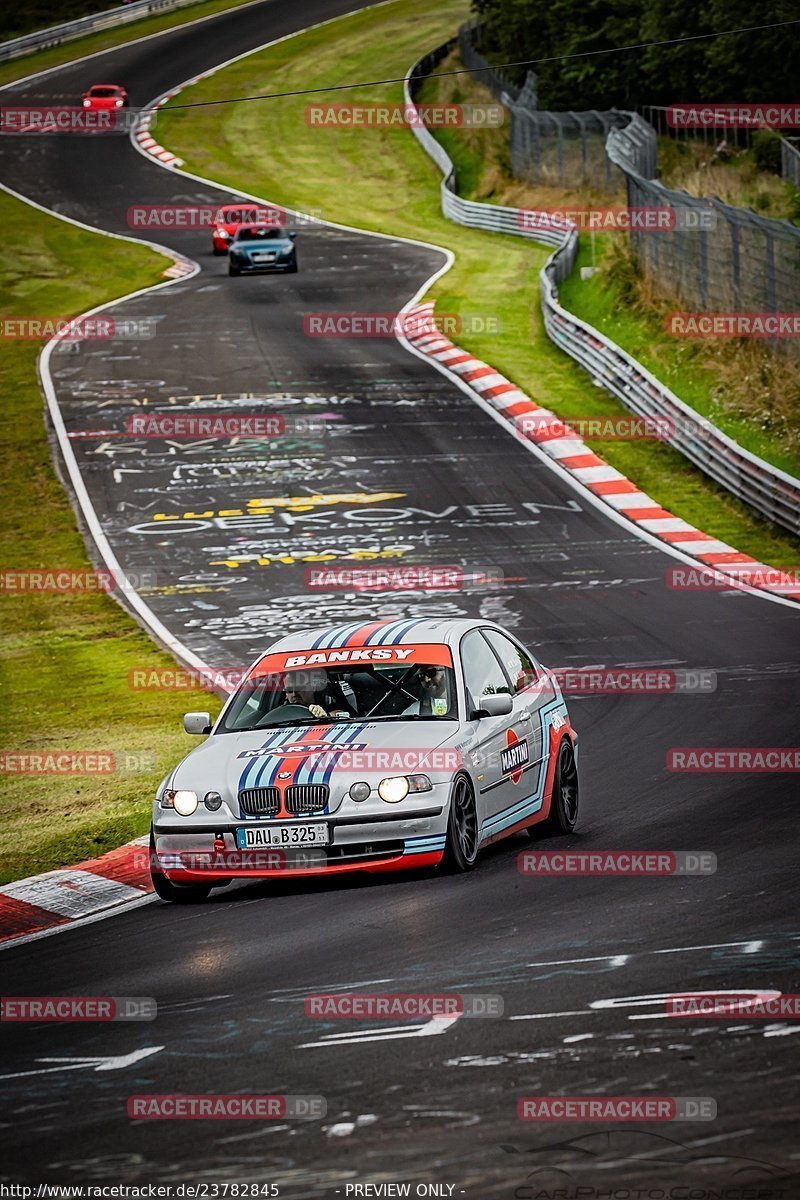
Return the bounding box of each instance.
[402,665,449,716]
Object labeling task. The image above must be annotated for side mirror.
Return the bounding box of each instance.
[288,231,297,241]
[474,693,513,719]
[183,711,212,735]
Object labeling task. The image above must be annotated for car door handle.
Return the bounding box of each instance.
[516,710,532,723]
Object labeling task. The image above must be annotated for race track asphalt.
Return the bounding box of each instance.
[1,2,799,1192]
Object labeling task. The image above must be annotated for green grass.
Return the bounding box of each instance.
[656,136,800,224]
[0,0,259,88]
[0,188,223,884]
[156,0,800,569]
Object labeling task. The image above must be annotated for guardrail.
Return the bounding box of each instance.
[404,41,800,538]
[0,0,203,63]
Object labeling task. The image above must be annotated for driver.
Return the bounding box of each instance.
[284,667,330,718]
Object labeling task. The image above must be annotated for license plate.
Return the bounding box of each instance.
[252,252,276,262]
[236,823,329,848]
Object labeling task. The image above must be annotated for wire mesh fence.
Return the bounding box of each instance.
[458,21,628,191]
[405,44,800,537]
[458,21,800,359]
[607,120,800,342]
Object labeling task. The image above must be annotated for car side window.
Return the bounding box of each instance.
[461,630,511,709]
[484,631,537,694]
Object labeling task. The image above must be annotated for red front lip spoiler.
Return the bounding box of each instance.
[159,849,443,882]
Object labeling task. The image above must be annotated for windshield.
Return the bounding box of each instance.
[219,646,458,732]
[89,87,120,97]
[233,226,287,242]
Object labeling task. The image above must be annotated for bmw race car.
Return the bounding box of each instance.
[150,618,579,902]
[227,224,297,275]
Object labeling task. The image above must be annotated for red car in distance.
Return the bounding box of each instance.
[212,203,284,255]
[81,84,129,111]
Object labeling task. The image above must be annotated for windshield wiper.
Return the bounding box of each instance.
[365,714,456,721]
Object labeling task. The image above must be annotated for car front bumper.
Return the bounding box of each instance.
[231,257,295,273]
[152,805,448,881]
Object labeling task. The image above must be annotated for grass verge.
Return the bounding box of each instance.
[0,189,222,884]
[0,0,259,89]
[156,0,800,569]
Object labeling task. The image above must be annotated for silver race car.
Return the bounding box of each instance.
[150,618,579,901]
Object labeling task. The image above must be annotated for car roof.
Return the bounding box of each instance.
[263,617,503,657]
[89,83,124,89]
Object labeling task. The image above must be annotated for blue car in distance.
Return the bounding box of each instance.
[228,224,297,276]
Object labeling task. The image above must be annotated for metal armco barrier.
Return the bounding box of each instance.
[404,42,800,538]
[0,0,203,62]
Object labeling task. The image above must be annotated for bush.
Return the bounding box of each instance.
[750,131,783,177]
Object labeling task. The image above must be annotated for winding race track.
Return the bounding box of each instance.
[1,1,799,1192]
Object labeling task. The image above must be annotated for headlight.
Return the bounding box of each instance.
[115,99,124,108]
[82,99,91,108]
[173,789,199,816]
[349,782,371,802]
[204,791,222,811]
[378,776,409,803]
[378,775,433,803]
[216,228,230,237]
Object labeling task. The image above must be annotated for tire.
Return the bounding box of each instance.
[228,264,241,276]
[213,247,226,257]
[285,258,298,274]
[531,738,579,837]
[149,830,212,903]
[441,774,480,872]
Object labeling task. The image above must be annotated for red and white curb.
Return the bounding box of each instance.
[0,837,154,947]
[405,302,800,602]
[130,100,194,277]
[133,85,191,167]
